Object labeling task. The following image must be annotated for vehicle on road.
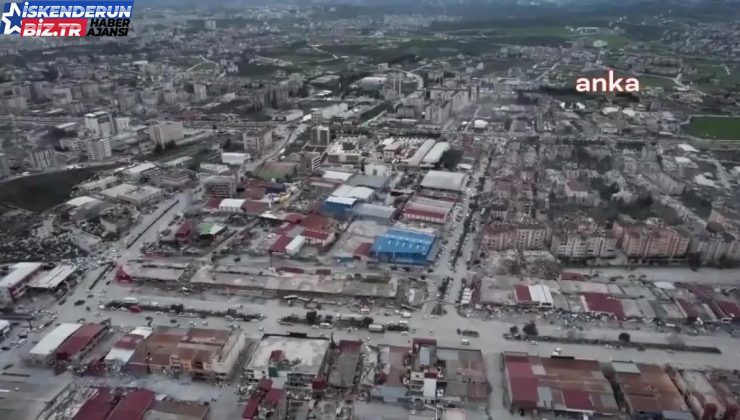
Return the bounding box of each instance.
[73,300,85,306]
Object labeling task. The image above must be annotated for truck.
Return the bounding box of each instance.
[122,297,139,304]
[368,324,385,333]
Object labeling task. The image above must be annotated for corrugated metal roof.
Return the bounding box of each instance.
[0,262,43,288]
[106,389,155,420]
[29,323,82,356]
[56,323,106,360]
[420,170,467,192]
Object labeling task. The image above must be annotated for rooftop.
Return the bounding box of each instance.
[0,262,43,289]
[420,170,467,192]
[247,335,330,376]
[503,352,619,414]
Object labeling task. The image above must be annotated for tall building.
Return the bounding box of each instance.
[149,121,185,147]
[86,138,112,161]
[84,111,116,138]
[309,125,330,145]
[0,153,10,178]
[194,83,207,101]
[29,148,58,170]
[243,128,273,155]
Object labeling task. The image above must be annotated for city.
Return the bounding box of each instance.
[1,0,740,419]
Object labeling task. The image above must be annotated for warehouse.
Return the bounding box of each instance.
[421,141,450,167]
[55,323,108,364]
[420,170,468,197]
[403,196,454,225]
[371,228,437,265]
[28,264,77,292]
[405,139,437,167]
[321,196,358,218]
[0,262,44,306]
[352,203,397,224]
[503,352,620,415]
[219,198,247,213]
[27,323,82,364]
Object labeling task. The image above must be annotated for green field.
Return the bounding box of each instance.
[684,116,740,140]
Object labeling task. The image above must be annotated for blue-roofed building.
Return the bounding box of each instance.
[371,228,437,265]
[321,196,357,218]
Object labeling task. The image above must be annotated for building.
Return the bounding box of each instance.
[669,368,740,420]
[405,139,437,167]
[0,262,43,306]
[309,125,330,145]
[194,83,208,101]
[371,228,437,265]
[329,340,363,389]
[403,196,453,224]
[29,147,58,170]
[128,326,249,381]
[243,128,273,155]
[245,335,330,389]
[419,170,467,198]
[86,137,112,161]
[242,379,286,420]
[616,222,690,259]
[149,121,184,147]
[101,184,163,206]
[54,323,108,365]
[503,352,620,415]
[421,142,451,167]
[609,361,691,418]
[27,323,83,364]
[564,180,590,203]
[327,140,362,164]
[551,229,617,259]
[84,111,116,138]
[374,338,489,407]
[203,175,237,199]
[0,152,11,178]
[482,222,546,251]
[122,162,160,182]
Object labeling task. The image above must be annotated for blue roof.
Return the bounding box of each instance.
[372,228,436,256]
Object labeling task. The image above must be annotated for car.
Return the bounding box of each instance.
[170,319,177,323]
[73,300,85,306]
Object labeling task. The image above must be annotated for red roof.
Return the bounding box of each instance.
[242,397,260,419]
[269,234,292,253]
[205,197,222,209]
[113,333,145,350]
[338,340,362,353]
[560,272,585,281]
[257,378,273,391]
[563,389,594,411]
[582,292,626,320]
[514,285,532,303]
[73,388,116,420]
[509,378,539,408]
[715,300,740,319]
[264,389,283,407]
[56,323,106,361]
[404,207,447,220]
[242,200,269,216]
[301,229,330,241]
[284,213,304,224]
[300,214,332,230]
[353,242,373,257]
[106,389,155,420]
[176,219,194,237]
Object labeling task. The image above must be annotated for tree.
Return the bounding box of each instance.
[153,143,163,155]
[618,332,631,343]
[305,311,318,325]
[522,322,538,336]
[438,149,463,171]
[509,325,519,335]
[362,317,374,327]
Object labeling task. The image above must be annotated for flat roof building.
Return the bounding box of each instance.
[0,262,44,305]
[371,228,437,265]
[246,335,331,390]
[420,170,468,194]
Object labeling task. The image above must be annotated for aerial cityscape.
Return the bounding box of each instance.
[1,0,740,419]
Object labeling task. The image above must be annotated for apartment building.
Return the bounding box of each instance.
[243,128,273,155]
[203,175,237,199]
[551,230,617,259]
[616,222,690,259]
[482,222,547,251]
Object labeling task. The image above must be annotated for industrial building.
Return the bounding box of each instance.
[420,170,468,197]
[245,335,331,389]
[503,352,620,415]
[371,228,437,265]
[609,361,691,419]
[421,141,450,167]
[0,261,44,305]
[203,175,237,199]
